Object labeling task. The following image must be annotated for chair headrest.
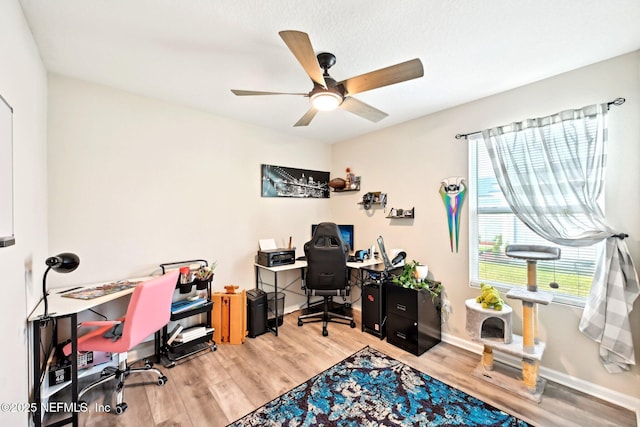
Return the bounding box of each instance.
[313,222,341,238]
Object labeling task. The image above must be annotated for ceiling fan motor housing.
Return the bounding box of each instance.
[317,52,337,73]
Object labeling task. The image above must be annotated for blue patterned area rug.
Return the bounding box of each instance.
[228,346,532,426]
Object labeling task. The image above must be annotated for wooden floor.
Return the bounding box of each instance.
[74,310,636,427]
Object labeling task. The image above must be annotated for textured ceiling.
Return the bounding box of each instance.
[19,0,640,144]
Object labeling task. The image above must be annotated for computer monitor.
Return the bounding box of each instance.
[311,224,354,252]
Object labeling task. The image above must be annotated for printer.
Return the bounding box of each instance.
[256,248,296,267]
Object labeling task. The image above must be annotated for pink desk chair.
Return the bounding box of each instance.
[64,271,179,415]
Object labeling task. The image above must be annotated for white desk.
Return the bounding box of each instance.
[28,277,150,427]
[254,258,382,336]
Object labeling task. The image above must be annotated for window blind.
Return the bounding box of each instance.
[469,133,599,304]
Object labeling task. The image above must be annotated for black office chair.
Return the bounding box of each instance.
[297,222,356,336]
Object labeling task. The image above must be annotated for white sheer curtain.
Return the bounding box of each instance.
[481,103,639,373]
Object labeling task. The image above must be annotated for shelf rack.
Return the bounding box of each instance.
[157,260,217,368]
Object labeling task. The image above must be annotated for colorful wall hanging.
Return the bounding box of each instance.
[439,177,466,253]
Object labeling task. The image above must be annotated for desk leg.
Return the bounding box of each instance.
[257,266,279,337]
[273,271,279,336]
[33,321,42,427]
[71,313,78,426]
[254,265,259,290]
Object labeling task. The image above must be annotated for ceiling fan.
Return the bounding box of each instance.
[231,30,424,127]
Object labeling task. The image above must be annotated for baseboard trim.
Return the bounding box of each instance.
[442,333,640,424]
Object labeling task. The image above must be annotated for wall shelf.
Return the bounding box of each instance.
[332,186,360,193]
[357,192,387,210]
[387,207,415,219]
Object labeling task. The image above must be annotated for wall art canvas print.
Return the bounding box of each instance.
[261,164,330,198]
[439,176,466,253]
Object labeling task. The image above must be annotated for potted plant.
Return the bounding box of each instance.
[194,262,216,290]
[391,260,442,301]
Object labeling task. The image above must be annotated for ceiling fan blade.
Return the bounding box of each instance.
[279,30,326,89]
[294,107,318,127]
[339,58,424,96]
[231,89,307,96]
[340,97,388,123]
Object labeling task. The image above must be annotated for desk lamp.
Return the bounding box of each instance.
[41,252,80,319]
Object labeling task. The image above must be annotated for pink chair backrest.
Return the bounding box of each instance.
[120,271,179,349]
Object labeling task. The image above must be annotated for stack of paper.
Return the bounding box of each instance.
[174,326,214,343]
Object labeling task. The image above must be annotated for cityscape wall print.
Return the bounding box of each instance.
[261,164,330,198]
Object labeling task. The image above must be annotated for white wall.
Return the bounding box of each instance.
[0,1,49,425]
[47,75,332,312]
[331,51,640,406]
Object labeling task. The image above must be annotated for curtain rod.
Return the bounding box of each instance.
[454,97,626,140]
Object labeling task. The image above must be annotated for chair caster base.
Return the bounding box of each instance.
[157,375,168,386]
[350,321,356,328]
[297,319,303,326]
[322,328,328,337]
[115,402,128,415]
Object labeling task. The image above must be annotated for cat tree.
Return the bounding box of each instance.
[466,244,560,402]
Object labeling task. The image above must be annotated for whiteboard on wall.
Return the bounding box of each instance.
[0,94,14,247]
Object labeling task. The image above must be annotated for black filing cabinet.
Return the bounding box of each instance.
[386,282,441,356]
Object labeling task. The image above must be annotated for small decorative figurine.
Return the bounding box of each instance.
[476,283,504,311]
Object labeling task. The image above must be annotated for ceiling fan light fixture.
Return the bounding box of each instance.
[310,91,342,111]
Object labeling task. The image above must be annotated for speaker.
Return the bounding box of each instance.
[362,281,386,339]
[246,289,268,338]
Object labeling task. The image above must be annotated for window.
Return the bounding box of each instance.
[468,133,600,306]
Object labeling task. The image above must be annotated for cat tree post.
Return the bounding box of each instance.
[505,244,560,396]
[482,344,494,370]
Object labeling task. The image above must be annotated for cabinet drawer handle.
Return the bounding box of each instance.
[396,332,407,340]
[396,304,407,311]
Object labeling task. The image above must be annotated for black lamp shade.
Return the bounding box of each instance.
[41,252,80,320]
[45,252,80,273]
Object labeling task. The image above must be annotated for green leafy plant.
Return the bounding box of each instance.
[391,260,442,300]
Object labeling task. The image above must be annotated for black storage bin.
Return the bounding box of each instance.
[267,292,285,327]
[246,289,268,337]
